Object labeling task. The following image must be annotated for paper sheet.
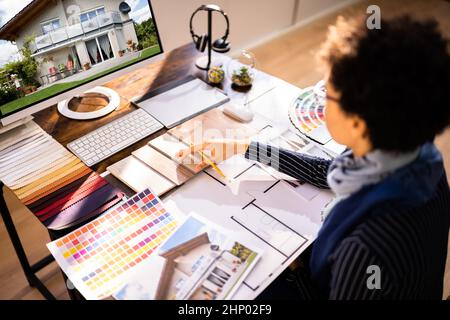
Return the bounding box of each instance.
[107,156,175,196]
[132,145,193,185]
[148,133,207,174]
[162,158,334,298]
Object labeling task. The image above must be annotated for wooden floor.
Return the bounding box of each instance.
[1,0,449,300]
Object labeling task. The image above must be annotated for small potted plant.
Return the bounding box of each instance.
[83,62,91,71]
[231,66,254,87]
[118,50,124,57]
[127,39,134,51]
[58,63,66,73]
[207,66,225,85]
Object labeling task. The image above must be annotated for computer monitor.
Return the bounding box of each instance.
[0,0,164,126]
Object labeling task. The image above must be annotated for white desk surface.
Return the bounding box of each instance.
[114,71,336,300]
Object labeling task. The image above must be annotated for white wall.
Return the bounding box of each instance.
[108,30,122,58]
[16,0,68,49]
[150,0,359,54]
[123,22,139,46]
[115,28,127,51]
[63,0,130,23]
[15,0,131,49]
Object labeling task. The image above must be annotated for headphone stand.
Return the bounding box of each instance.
[195,7,221,71]
[195,56,223,70]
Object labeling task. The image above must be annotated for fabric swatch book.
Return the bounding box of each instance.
[47,188,180,300]
[0,120,124,230]
[114,214,262,300]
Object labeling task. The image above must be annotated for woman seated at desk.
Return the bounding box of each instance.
[177,15,450,299]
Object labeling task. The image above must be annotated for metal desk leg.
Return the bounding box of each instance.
[0,183,56,300]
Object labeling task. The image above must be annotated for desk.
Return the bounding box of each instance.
[0,44,201,300]
[33,44,203,174]
[11,43,332,300]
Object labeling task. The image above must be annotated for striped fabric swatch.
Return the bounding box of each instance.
[0,121,124,230]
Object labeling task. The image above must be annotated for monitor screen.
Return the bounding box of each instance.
[0,0,163,125]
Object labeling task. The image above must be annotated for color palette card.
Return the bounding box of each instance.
[47,188,180,300]
[255,125,308,152]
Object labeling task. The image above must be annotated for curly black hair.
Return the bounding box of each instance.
[319,15,450,152]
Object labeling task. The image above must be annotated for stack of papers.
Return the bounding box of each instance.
[106,106,261,197]
[148,133,208,174]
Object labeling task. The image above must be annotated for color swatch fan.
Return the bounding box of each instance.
[47,188,179,299]
[288,80,332,145]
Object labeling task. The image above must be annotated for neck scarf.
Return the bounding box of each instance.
[327,147,420,198]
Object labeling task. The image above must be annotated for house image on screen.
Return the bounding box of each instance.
[0,0,140,85]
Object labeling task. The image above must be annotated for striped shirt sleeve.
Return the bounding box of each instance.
[244,141,331,189]
[328,238,393,300]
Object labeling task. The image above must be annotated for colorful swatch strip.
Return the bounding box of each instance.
[0,121,123,230]
[288,87,326,134]
[47,188,179,300]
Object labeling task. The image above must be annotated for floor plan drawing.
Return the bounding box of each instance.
[159,94,336,298]
[163,146,334,296]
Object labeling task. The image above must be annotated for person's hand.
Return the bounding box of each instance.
[176,138,251,171]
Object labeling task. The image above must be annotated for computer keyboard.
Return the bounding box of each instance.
[67,108,163,167]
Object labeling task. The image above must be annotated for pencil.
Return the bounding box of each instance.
[197,149,227,179]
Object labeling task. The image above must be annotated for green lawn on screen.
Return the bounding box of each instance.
[0,45,161,116]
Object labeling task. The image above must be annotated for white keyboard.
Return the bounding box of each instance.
[67,108,163,166]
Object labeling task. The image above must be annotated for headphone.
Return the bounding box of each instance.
[189,4,230,53]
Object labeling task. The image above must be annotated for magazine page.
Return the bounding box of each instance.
[114,214,262,300]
